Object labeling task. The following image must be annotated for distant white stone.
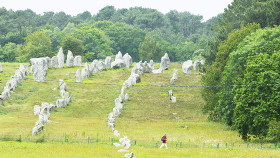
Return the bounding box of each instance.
[170,69,178,84]
[171,96,176,103]
[105,56,112,69]
[123,53,132,68]
[66,50,74,67]
[160,53,170,70]
[124,152,135,158]
[74,56,83,66]
[82,68,89,79]
[168,90,173,96]
[31,59,47,82]
[114,130,120,137]
[51,56,59,68]
[124,93,129,101]
[111,51,126,68]
[152,68,163,73]
[182,60,193,74]
[149,60,154,70]
[75,69,82,82]
[57,47,64,68]
[34,105,41,115]
[56,99,66,108]
[193,61,201,71]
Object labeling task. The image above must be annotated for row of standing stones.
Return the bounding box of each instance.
[109,53,171,158]
[32,80,71,136]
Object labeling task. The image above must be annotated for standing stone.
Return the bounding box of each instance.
[182,60,193,74]
[51,56,59,68]
[24,64,29,75]
[170,69,178,84]
[33,60,47,82]
[66,50,74,67]
[160,53,170,70]
[193,61,201,71]
[73,56,83,66]
[57,47,64,68]
[0,62,2,72]
[105,56,112,69]
[124,93,129,101]
[123,53,132,68]
[82,68,89,79]
[45,57,51,68]
[149,60,154,70]
[111,51,125,68]
[75,69,82,82]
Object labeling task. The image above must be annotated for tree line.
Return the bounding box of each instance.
[0,6,218,62]
[202,0,280,142]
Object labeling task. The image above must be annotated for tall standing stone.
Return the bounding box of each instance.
[32,59,47,82]
[123,53,132,68]
[75,69,82,82]
[73,56,83,66]
[66,50,74,67]
[105,56,112,69]
[57,47,64,68]
[160,53,170,70]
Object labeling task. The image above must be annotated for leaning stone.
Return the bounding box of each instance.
[182,60,193,74]
[75,69,82,82]
[66,50,74,67]
[57,47,64,68]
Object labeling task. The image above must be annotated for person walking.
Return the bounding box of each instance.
[160,134,168,149]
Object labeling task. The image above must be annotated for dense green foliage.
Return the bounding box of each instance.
[61,35,85,56]
[202,0,280,141]
[0,6,216,62]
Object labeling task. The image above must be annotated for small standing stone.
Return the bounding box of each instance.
[75,69,82,82]
[57,47,64,68]
[66,50,74,67]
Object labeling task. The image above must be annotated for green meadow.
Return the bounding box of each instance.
[0,62,279,157]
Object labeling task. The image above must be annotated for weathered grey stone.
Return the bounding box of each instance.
[149,60,154,70]
[56,99,66,108]
[168,90,173,96]
[170,69,178,84]
[131,62,143,75]
[171,96,176,103]
[51,56,59,68]
[90,62,99,74]
[66,50,74,67]
[111,59,126,68]
[105,56,112,69]
[73,56,83,66]
[152,68,163,73]
[0,62,2,72]
[130,74,141,83]
[111,51,126,68]
[48,104,56,111]
[114,130,120,137]
[124,93,129,101]
[124,152,135,158]
[193,61,201,71]
[34,105,41,115]
[123,53,132,68]
[143,61,153,73]
[59,80,66,91]
[24,64,29,75]
[160,53,170,70]
[182,60,193,74]
[57,47,64,68]
[32,124,44,136]
[75,69,82,82]
[31,58,47,82]
[45,57,51,68]
[119,136,131,149]
[82,68,89,79]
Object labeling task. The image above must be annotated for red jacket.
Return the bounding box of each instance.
[162,136,167,143]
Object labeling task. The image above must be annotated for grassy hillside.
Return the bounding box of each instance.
[0,62,279,157]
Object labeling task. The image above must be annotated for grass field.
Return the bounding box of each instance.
[0,62,279,157]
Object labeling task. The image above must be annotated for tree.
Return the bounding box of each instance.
[0,42,18,62]
[139,36,162,61]
[74,24,112,61]
[95,6,116,21]
[18,31,53,61]
[61,35,85,56]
